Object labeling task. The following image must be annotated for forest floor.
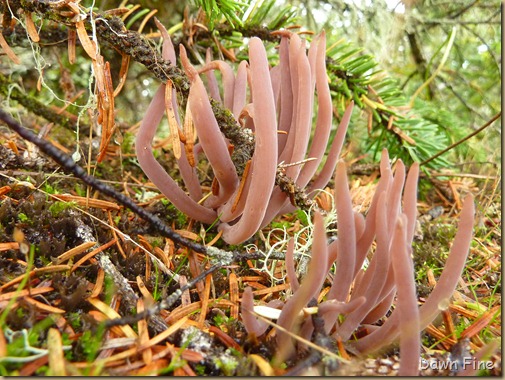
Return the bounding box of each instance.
[0,125,501,376]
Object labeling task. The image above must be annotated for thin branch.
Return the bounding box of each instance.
[421,112,501,166]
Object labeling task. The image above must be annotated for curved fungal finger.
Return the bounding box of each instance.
[278,35,304,163]
[327,161,356,301]
[233,61,248,116]
[135,85,217,223]
[354,194,475,355]
[353,148,392,275]
[277,36,294,153]
[204,49,222,102]
[285,238,300,292]
[241,287,269,337]
[180,45,239,208]
[284,38,313,182]
[391,215,420,376]
[297,32,333,188]
[155,18,176,63]
[403,162,420,243]
[219,37,278,244]
[198,60,235,111]
[274,212,329,365]
[155,18,203,202]
[308,101,354,193]
[418,194,475,328]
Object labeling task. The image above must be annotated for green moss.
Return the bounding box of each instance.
[17,213,29,223]
[35,365,49,375]
[295,209,309,226]
[120,131,136,154]
[49,201,76,217]
[79,328,104,362]
[74,184,87,197]
[165,203,188,229]
[43,182,57,195]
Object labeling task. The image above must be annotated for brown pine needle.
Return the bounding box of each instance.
[25,12,40,42]
[71,238,117,272]
[137,9,158,34]
[23,297,66,314]
[442,309,456,340]
[425,324,457,351]
[460,305,501,340]
[165,81,182,159]
[251,283,290,296]
[0,321,8,356]
[206,229,223,247]
[137,299,153,365]
[231,159,252,213]
[336,336,351,361]
[0,32,21,64]
[166,300,234,324]
[113,54,130,97]
[136,275,156,306]
[0,286,54,302]
[107,210,127,259]
[0,242,19,252]
[249,354,275,376]
[198,274,212,328]
[75,20,97,60]
[88,298,138,338]
[229,272,239,320]
[52,194,120,210]
[54,241,97,265]
[0,266,70,291]
[183,101,196,166]
[138,316,189,350]
[209,325,243,352]
[89,268,105,298]
[68,29,76,64]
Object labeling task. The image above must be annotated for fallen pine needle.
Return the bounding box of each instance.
[89,268,105,298]
[54,241,97,265]
[165,300,235,324]
[229,272,239,320]
[138,316,189,351]
[0,242,19,252]
[24,297,65,314]
[209,325,242,352]
[52,194,120,210]
[0,265,70,291]
[0,286,54,302]
[197,274,212,328]
[252,283,290,296]
[137,299,153,365]
[460,305,501,340]
[136,275,156,307]
[71,238,117,272]
[0,32,21,64]
[88,298,138,339]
